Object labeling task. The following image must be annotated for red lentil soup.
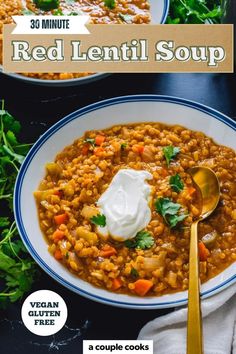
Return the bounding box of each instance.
[0,0,150,80]
[34,122,236,296]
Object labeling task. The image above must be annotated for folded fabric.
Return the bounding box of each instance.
[138,283,236,354]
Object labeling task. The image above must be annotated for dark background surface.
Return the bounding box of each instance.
[0,72,236,354]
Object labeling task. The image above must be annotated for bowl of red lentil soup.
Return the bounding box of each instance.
[0,0,169,86]
[14,95,236,309]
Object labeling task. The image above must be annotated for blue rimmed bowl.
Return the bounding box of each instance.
[14,95,236,309]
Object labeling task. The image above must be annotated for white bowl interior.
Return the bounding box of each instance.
[16,98,236,308]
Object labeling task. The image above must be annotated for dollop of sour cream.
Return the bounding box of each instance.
[97,169,153,242]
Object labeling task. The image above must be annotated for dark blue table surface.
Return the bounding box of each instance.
[0,72,235,354]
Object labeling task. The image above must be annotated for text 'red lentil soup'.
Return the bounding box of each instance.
[0,0,150,80]
[34,123,236,297]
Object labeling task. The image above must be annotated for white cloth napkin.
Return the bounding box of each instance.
[138,284,236,354]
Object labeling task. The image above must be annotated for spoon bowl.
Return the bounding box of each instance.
[187,166,220,354]
[188,166,220,219]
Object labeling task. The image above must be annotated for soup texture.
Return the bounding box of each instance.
[34,122,236,296]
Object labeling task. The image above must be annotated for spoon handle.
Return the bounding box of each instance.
[187,220,203,354]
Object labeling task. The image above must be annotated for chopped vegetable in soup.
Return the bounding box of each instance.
[34,122,236,296]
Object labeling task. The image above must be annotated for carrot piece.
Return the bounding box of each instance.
[112,278,122,291]
[94,147,104,156]
[198,242,210,261]
[82,143,90,155]
[52,229,65,242]
[134,279,153,296]
[160,168,168,177]
[188,187,196,196]
[99,245,117,258]
[54,249,63,260]
[132,145,145,154]
[54,213,68,225]
[95,135,105,146]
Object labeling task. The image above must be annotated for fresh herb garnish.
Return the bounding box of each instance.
[120,142,127,150]
[104,0,116,10]
[33,0,59,11]
[155,197,187,228]
[130,267,139,278]
[84,138,95,147]
[167,0,222,24]
[162,146,180,167]
[0,101,38,308]
[90,214,106,227]
[124,230,154,250]
[169,174,184,193]
[119,13,132,23]
[53,8,64,15]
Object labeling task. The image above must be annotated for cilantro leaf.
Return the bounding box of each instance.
[168,214,188,228]
[104,0,116,10]
[163,146,180,167]
[168,0,222,24]
[1,111,21,134]
[124,230,154,250]
[0,217,10,228]
[120,142,127,150]
[130,267,139,278]
[169,174,184,193]
[6,130,18,146]
[0,101,38,308]
[53,8,64,15]
[84,138,95,147]
[155,197,187,228]
[90,213,106,227]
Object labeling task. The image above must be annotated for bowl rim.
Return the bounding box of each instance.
[14,94,236,309]
[0,0,170,86]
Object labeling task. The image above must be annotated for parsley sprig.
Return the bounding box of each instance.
[155,197,187,228]
[124,230,154,250]
[0,101,38,308]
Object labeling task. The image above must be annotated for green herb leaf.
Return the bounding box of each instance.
[130,267,139,278]
[84,138,95,147]
[90,214,106,227]
[0,101,38,308]
[169,174,184,193]
[0,217,10,228]
[120,142,127,150]
[168,214,188,229]
[104,0,116,10]
[125,230,154,250]
[163,146,180,167]
[155,197,187,228]
[119,13,132,23]
[53,8,64,15]
[6,131,18,146]
[33,0,59,11]
[168,0,222,24]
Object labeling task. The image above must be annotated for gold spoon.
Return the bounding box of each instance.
[187,166,220,354]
